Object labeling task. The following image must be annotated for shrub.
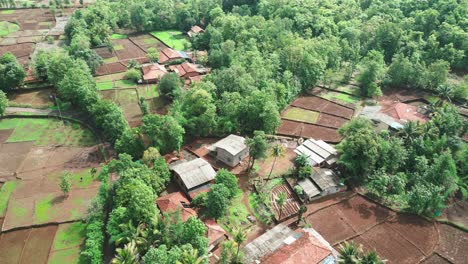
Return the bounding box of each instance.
[125,68,142,83]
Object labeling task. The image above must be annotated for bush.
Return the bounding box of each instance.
[298,165,312,179]
[125,68,142,83]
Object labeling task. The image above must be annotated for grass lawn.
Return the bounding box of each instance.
[218,192,250,234]
[136,85,159,99]
[0,21,20,37]
[115,79,137,88]
[321,91,360,104]
[48,246,86,264]
[71,169,94,188]
[110,33,128,40]
[35,194,57,223]
[0,181,19,217]
[334,85,361,96]
[97,81,114,90]
[103,56,119,63]
[283,107,319,123]
[52,222,87,251]
[95,72,126,82]
[150,30,190,50]
[0,118,97,147]
[0,10,15,14]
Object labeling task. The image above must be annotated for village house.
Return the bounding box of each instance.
[208,134,249,167]
[204,219,228,252]
[170,158,216,199]
[296,167,345,202]
[294,138,338,167]
[159,47,184,64]
[156,191,197,222]
[243,224,336,264]
[141,63,167,83]
[168,62,206,79]
[187,25,204,38]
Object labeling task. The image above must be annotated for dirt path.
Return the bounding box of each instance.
[6,107,53,115]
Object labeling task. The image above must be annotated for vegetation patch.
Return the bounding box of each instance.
[52,222,87,251]
[115,79,137,88]
[113,44,124,51]
[283,107,319,123]
[97,81,114,90]
[320,91,360,104]
[150,30,190,50]
[11,201,27,218]
[0,10,15,14]
[110,33,128,39]
[143,37,159,45]
[0,21,20,37]
[48,247,85,264]
[0,181,19,216]
[103,56,119,63]
[34,194,57,223]
[218,193,250,233]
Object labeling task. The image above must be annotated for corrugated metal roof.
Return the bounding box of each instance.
[310,168,340,190]
[298,178,321,198]
[295,139,337,166]
[211,134,247,156]
[172,158,216,190]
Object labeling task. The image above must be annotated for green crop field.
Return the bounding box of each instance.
[35,194,56,223]
[283,107,320,123]
[0,118,97,146]
[97,81,114,90]
[52,222,87,251]
[320,91,360,104]
[0,21,20,37]
[0,10,15,14]
[150,30,190,50]
[0,181,18,217]
[110,33,128,39]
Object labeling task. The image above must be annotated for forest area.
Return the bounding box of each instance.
[0,0,466,263]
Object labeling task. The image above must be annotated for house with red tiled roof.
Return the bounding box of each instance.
[141,63,167,83]
[188,25,204,38]
[380,102,428,123]
[159,48,184,64]
[204,219,227,251]
[156,191,197,222]
[243,225,336,264]
[169,62,207,79]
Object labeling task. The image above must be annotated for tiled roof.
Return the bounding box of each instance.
[159,48,183,63]
[142,63,167,81]
[156,191,197,222]
[169,62,204,77]
[204,219,227,246]
[381,102,428,123]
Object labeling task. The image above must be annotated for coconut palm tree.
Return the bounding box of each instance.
[361,250,386,264]
[116,221,148,252]
[436,84,454,103]
[176,248,206,264]
[112,241,139,264]
[338,242,362,264]
[267,144,285,180]
[398,121,421,145]
[276,192,287,220]
[233,228,247,262]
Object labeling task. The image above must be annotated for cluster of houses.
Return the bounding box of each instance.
[141,26,208,86]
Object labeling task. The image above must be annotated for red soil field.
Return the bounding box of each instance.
[316,113,349,128]
[113,39,147,61]
[421,254,451,264]
[0,229,30,264]
[20,225,58,264]
[270,184,300,221]
[0,43,36,66]
[435,224,468,264]
[0,129,13,144]
[277,120,342,143]
[306,207,357,244]
[291,96,354,119]
[0,141,34,177]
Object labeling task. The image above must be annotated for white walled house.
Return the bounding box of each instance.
[209,135,249,167]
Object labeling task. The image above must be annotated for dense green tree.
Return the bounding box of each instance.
[115,128,145,159]
[46,51,75,86]
[0,90,7,115]
[111,240,139,264]
[143,245,182,264]
[357,50,385,97]
[125,68,142,83]
[142,147,161,167]
[206,184,230,219]
[58,61,99,110]
[59,173,72,196]
[0,53,26,91]
[142,114,185,154]
[214,169,240,199]
[91,100,129,143]
[114,178,157,223]
[159,73,182,99]
[407,183,445,215]
[146,47,159,63]
[245,130,268,171]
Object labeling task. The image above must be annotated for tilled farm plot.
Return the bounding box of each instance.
[129,34,166,52]
[0,225,57,264]
[270,184,301,221]
[100,88,143,127]
[0,43,35,66]
[306,194,443,264]
[277,120,342,143]
[291,96,354,119]
[0,141,34,178]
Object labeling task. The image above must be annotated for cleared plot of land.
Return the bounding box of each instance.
[20,225,58,264]
[277,120,342,143]
[0,118,97,147]
[316,113,348,128]
[0,228,31,264]
[130,33,166,52]
[291,96,354,119]
[0,128,13,143]
[0,141,34,177]
[150,30,190,50]
[112,38,147,61]
[306,195,440,264]
[0,181,19,217]
[100,88,143,127]
[7,88,54,108]
[320,90,360,104]
[282,107,319,123]
[0,43,35,66]
[436,224,468,264]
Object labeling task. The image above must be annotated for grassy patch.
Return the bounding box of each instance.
[52,222,87,251]
[35,194,56,223]
[71,169,94,188]
[283,107,319,123]
[115,79,137,88]
[334,85,361,96]
[218,193,250,234]
[110,33,128,40]
[11,201,27,218]
[97,81,114,90]
[48,247,85,264]
[103,56,119,63]
[0,10,15,14]
[321,91,360,104]
[0,181,19,217]
[113,44,124,51]
[95,72,126,82]
[0,21,20,37]
[248,192,273,225]
[0,118,97,146]
[137,85,159,99]
[425,95,440,104]
[150,30,190,50]
[143,37,159,45]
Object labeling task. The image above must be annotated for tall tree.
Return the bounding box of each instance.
[206,184,230,219]
[267,144,285,180]
[276,192,286,220]
[0,90,7,116]
[0,52,26,91]
[233,229,246,262]
[112,241,139,264]
[245,131,268,172]
[142,114,185,154]
[357,50,385,98]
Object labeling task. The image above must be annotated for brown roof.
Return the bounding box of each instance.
[159,48,183,64]
[142,63,167,81]
[191,25,204,34]
[261,229,333,264]
[169,62,202,77]
[156,192,197,222]
[381,102,428,123]
[204,219,227,246]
